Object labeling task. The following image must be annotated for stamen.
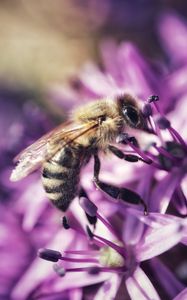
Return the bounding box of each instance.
[153,144,177,162]
[153,102,162,114]
[85,213,97,225]
[93,233,125,256]
[151,117,165,146]
[143,151,161,169]
[38,248,62,262]
[38,248,99,265]
[96,212,119,238]
[126,139,152,164]
[65,266,126,274]
[147,116,156,133]
[86,225,94,239]
[147,95,159,103]
[156,116,171,130]
[79,196,98,217]
[64,250,98,256]
[60,256,98,263]
[88,266,101,275]
[147,95,161,114]
[62,216,70,229]
[53,264,66,277]
[142,103,153,118]
[168,127,187,150]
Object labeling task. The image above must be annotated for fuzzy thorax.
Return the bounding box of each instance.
[72,98,124,148]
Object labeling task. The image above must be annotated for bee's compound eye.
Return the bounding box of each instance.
[123,106,139,126]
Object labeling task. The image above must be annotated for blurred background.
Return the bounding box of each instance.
[0,0,187,91]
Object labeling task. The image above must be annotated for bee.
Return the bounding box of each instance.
[10,94,148,213]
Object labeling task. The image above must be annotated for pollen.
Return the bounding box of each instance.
[99,245,125,267]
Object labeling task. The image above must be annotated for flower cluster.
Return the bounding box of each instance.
[37,95,187,300]
[1,11,187,300]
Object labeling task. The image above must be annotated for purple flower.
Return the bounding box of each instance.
[36,199,186,300]
[0,87,56,299]
[46,34,187,298]
[1,11,187,300]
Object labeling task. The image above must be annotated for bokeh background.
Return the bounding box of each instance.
[1,1,187,300]
[0,0,187,91]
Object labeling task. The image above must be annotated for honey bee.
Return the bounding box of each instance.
[10,94,149,213]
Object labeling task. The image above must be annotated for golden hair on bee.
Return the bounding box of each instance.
[72,93,144,148]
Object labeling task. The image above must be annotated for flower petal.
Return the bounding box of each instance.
[150,258,185,299]
[173,288,187,300]
[150,171,183,213]
[123,210,144,245]
[136,222,184,261]
[94,274,122,300]
[126,267,161,300]
[158,13,187,64]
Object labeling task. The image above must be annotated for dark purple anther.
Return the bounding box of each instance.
[142,103,153,117]
[157,117,171,129]
[86,225,94,239]
[86,213,97,225]
[88,266,101,275]
[62,216,70,229]
[148,95,159,103]
[38,248,62,262]
[79,197,98,217]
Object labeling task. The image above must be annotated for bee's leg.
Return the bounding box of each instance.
[93,154,148,215]
[108,145,152,164]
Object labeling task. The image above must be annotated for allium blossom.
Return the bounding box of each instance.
[1,11,187,300]
[38,198,187,300]
[36,95,187,300]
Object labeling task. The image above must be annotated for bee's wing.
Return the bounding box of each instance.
[10,120,98,181]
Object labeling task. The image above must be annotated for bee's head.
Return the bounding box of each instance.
[117,94,145,129]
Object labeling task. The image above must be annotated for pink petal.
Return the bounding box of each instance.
[158,13,187,64]
[117,42,160,99]
[136,222,184,261]
[79,63,118,96]
[126,267,160,300]
[70,288,83,300]
[150,258,185,299]
[49,272,110,292]
[94,274,122,300]
[173,288,187,300]
[123,210,144,245]
[11,229,75,299]
[150,171,183,213]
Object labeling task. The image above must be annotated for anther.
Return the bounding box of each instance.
[86,225,94,239]
[53,264,66,277]
[156,117,171,129]
[62,216,70,229]
[147,95,159,103]
[142,103,153,118]
[38,248,62,262]
[85,213,97,226]
[88,266,101,275]
[79,197,98,217]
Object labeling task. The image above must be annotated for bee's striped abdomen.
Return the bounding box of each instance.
[42,145,83,212]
